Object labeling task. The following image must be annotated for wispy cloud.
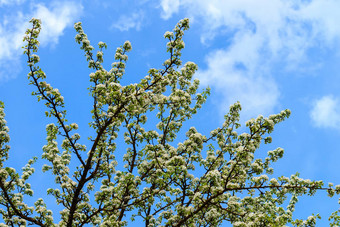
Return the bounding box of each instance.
[160,0,180,20]
[299,0,340,45]
[310,95,340,129]
[111,10,144,31]
[0,1,83,81]
[0,0,26,6]
[196,48,279,120]
[159,0,340,119]
[34,2,83,46]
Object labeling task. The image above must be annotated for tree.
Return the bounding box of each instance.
[0,17,339,226]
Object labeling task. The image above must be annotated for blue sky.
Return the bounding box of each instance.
[1,0,340,225]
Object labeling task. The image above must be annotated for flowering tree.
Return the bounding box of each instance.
[0,18,339,226]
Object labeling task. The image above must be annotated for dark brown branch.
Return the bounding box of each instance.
[25,30,85,167]
[0,179,45,226]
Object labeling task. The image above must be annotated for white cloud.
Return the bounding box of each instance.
[196,48,279,120]
[111,10,144,31]
[0,0,25,6]
[159,0,340,118]
[310,95,340,129]
[160,0,180,20]
[34,2,83,46]
[0,1,83,81]
[299,0,340,45]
